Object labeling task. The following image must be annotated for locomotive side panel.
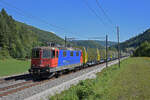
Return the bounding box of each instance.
[50,49,59,67]
[57,50,81,67]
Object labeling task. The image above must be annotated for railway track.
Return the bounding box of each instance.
[0,63,100,97]
[0,57,127,99]
[0,66,84,97]
[0,80,44,97]
[0,80,33,92]
[0,71,77,97]
[0,74,33,97]
[0,74,30,84]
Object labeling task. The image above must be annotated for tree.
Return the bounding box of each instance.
[133,41,150,57]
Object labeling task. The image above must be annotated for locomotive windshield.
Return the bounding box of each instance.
[42,49,51,58]
[32,49,40,58]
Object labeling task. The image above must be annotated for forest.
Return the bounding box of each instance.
[133,41,150,57]
[0,8,37,58]
[0,8,64,59]
[119,28,150,52]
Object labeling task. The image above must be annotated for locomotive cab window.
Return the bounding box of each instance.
[51,50,55,58]
[70,51,73,56]
[42,49,51,58]
[32,49,40,58]
[63,51,66,57]
[76,52,79,56]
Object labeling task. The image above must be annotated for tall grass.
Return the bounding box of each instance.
[50,57,150,100]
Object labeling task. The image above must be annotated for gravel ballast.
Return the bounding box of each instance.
[0,58,127,100]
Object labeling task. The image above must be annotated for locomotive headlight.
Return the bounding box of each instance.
[46,69,49,72]
[38,69,40,73]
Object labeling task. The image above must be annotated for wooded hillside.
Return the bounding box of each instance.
[119,28,150,51]
[0,8,64,59]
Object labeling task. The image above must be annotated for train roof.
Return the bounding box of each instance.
[32,46,81,51]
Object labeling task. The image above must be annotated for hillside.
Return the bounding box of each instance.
[119,28,150,51]
[72,40,117,49]
[17,22,64,45]
[94,40,117,47]
[0,8,64,58]
[72,40,104,49]
[0,8,104,59]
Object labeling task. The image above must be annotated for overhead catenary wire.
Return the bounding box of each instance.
[95,0,114,26]
[95,0,117,36]
[0,0,117,42]
[95,0,118,42]
[0,3,29,20]
[0,0,81,37]
[82,0,107,26]
[82,0,117,38]
[96,0,117,33]
[0,0,62,30]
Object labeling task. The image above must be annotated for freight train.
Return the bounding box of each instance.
[28,46,103,79]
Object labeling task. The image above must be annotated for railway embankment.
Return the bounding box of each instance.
[24,58,127,100]
[50,57,150,100]
[0,58,126,100]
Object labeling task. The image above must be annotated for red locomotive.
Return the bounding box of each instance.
[29,46,84,78]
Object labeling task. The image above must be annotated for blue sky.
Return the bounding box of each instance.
[0,0,150,42]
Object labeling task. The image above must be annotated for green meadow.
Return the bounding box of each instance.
[0,59,30,77]
[50,57,150,100]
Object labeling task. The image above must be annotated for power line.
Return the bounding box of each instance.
[82,0,107,26]
[95,0,118,42]
[0,0,116,41]
[82,0,116,37]
[0,2,29,20]
[95,0,114,25]
[0,0,80,37]
[0,0,65,31]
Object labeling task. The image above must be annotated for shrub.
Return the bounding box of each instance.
[133,41,150,57]
[76,80,95,100]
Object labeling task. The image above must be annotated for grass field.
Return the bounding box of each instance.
[50,57,150,100]
[0,59,30,77]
